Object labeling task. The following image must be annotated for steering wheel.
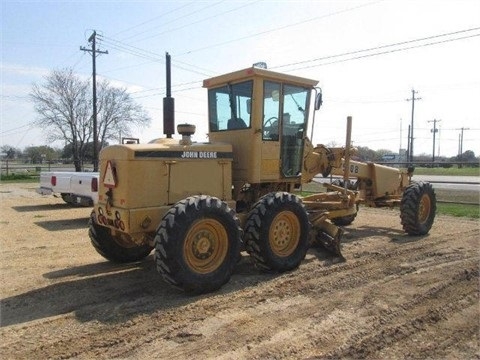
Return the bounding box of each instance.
[264,116,278,128]
[263,116,279,140]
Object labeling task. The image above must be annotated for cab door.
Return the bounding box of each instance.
[279,84,309,177]
[261,81,281,180]
[261,81,310,179]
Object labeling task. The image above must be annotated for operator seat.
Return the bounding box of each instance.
[227,117,247,129]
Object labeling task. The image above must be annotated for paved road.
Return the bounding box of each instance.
[412,175,479,191]
[314,174,480,192]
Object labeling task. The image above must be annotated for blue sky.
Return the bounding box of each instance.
[1,0,479,157]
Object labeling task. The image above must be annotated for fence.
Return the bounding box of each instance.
[0,160,94,176]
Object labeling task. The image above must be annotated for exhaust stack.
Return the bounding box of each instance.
[163,52,175,138]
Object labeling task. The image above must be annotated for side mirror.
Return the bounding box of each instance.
[246,99,251,114]
[315,90,323,110]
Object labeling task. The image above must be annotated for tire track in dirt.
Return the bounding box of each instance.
[319,266,479,359]
[21,243,475,359]
[3,235,476,359]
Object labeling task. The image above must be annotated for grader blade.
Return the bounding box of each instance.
[308,211,345,260]
[315,229,345,260]
[315,226,345,260]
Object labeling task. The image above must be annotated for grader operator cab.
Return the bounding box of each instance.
[89,63,436,294]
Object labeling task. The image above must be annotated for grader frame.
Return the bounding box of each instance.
[89,62,436,294]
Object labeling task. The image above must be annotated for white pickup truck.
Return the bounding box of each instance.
[36,171,99,206]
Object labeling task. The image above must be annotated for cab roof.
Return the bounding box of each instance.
[203,67,319,89]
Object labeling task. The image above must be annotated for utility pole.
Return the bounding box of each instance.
[80,30,108,171]
[428,119,441,163]
[399,118,402,162]
[456,127,470,167]
[406,89,421,163]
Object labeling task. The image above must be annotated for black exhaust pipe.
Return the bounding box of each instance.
[163,52,175,138]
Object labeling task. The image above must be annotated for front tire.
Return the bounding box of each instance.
[154,196,242,294]
[244,192,310,272]
[400,181,436,235]
[89,211,153,263]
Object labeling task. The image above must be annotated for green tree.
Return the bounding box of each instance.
[0,145,20,159]
[355,146,376,161]
[374,149,394,162]
[24,145,57,164]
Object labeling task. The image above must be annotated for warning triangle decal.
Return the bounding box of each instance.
[103,161,117,188]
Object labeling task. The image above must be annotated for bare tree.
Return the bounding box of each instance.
[96,79,151,148]
[31,69,91,171]
[31,69,151,171]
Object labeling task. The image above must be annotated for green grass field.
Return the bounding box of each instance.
[413,166,479,176]
[436,203,479,219]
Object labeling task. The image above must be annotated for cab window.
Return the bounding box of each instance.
[263,81,281,140]
[208,81,252,131]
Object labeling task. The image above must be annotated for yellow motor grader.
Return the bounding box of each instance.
[89,60,436,293]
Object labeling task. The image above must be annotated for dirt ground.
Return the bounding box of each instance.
[0,182,479,360]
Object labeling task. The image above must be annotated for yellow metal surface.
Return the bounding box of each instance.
[330,159,405,199]
[261,158,280,179]
[98,141,233,210]
[95,204,169,235]
[183,219,229,274]
[269,210,301,257]
[203,67,318,89]
[208,128,253,182]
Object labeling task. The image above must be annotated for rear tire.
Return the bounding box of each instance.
[244,192,310,272]
[89,211,153,263]
[400,181,436,235]
[154,196,242,294]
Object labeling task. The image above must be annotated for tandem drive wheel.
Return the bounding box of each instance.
[244,192,310,272]
[154,195,242,294]
[400,181,436,235]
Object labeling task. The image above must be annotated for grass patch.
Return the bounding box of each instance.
[413,166,479,176]
[436,203,479,219]
[1,174,39,182]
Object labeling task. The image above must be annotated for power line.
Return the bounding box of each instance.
[91,25,480,104]
[174,0,383,57]
[133,0,262,43]
[111,2,194,38]
[0,124,32,135]
[275,28,480,71]
[121,1,227,42]
[99,35,216,77]
[103,26,479,100]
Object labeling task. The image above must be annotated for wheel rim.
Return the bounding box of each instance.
[184,219,228,274]
[418,193,432,224]
[269,210,300,257]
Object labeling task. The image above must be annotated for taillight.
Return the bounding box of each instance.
[91,177,98,192]
[51,176,57,186]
